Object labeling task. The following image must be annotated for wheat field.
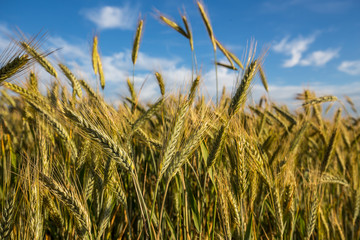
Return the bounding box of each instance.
[0,2,359,240]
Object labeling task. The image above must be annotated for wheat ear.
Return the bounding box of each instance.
[0,54,29,84]
[92,35,99,75]
[228,60,257,117]
[59,63,83,98]
[155,72,165,96]
[132,19,144,65]
[182,15,194,51]
[39,173,91,237]
[64,107,135,172]
[159,16,188,38]
[20,41,58,78]
[0,190,16,240]
[197,1,216,51]
[302,95,337,106]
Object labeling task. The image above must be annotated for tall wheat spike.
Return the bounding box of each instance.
[197,1,216,51]
[182,15,194,51]
[228,60,258,117]
[155,72,165,96]
[132,19,144,65]
[92,35,99,75]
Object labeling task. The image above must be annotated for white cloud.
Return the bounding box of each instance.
[300,48,339,66]
[81,5,138,30]
[273,35,339,68]
[0,24,11,51]
[273,35,315,67]
[338,60,360,75]
[48,37,88,60]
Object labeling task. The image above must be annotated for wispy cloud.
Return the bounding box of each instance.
[273,35,315,67]
[0,23,12,51]
[338,60,360,75]
[300,48,339,66]
[81,5,138,30]
[273,35,339,67]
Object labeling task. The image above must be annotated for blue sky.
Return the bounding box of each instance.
[1,0,360,110]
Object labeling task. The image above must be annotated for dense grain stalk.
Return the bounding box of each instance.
[27,100,78,158]
[165,121,208,179]
[3,82,52,112]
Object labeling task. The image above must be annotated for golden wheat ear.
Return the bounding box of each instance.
[19,41,58,78]
[132,19,144,66]
[0,40,32,85]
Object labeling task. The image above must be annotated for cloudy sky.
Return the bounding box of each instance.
[1,0,359,110]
